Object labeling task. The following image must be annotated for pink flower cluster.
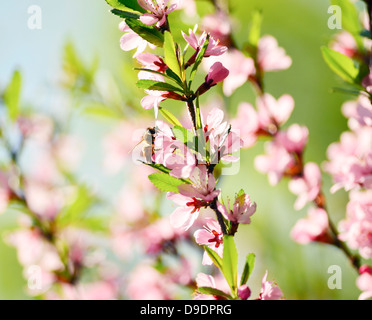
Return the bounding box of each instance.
[194,271,283,300]
[325,96,372,193]
[204,36,292,97]
[232,93,294,149]
[338,190,372,259]
[137,0,178,27]
[193,191,256,265]
[322,95,372,260]
[357,265,372,300]
[119,21,156,58]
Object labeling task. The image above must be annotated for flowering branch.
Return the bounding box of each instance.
[106,0,284,300]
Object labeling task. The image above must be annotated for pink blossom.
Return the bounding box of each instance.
[167,166,220,231]
[202,12,232,47]
[27,151,62,186]
[136,53,168,73]
[119,21,156,57]
[342,96,372,130]
[259,271,284,300]
[330,31,358,58]
[256,93,294,129]
[131,164,157,192]
[205,62,230,86]
[362,73,372,95]
[103,121,139,174]
[27,268,56,296]
[153,121,197,178]
[138,70,168,116]
[175,0,196,17]
[357,265,372,300]
[255,142,294,185]
[275,124,309,154]
[137,0,178,27]
[75,281,118,300]
[288,162,322,210]
[153,120,177,158]
[204,49,255,96]
[338,190,372,259]
[238,285,251,300]
[110,227,137,260]
[182,29,227,57]
[24,182,70,220]
[53,135,82,172]
[177,165,220,201]
[115,187,147,225]
[194,218,223,265]
[194,272,230,300]
[257,35,292,72]
[231,102,259,148]
[204,107,243,164]
[17,114,54,142]
[141,218,186,254]
[217,192,257,225]
[291,208,330,245]
[167,193,203,231]
[324,128,372,193]
[194,273,218,300]
[167,258,194,287]
[48,281,118,300]
[196,62,229,96]
[6,229,64,272]
[160,140,197,179]
[127,264,175,300]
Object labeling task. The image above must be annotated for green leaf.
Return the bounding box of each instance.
[62,42,97,91]
[195,94,202,131]
[148,172,185,193]
[165,68,184,87]
[134,68,182,86]
[330,87,365,96]
[360,29,371,39]
[142,162,191,184]
[197,287,233,300]
[140,161,171,174]
[222,235,238,297]
[321,46,360,84]
[158,107,182,126]
[57,185,95,227]
[136,80,183,93]
[172,125,206,159]
[248,10,263,48]
[203,246,223,271]
[240,253,255,286]
[110,8,140,19]
[164,31,183,80]
[105,0,146,13]
[126,18,164,47]
[71,216,108,232]
[4,70,22,121]
[172,125,193,144]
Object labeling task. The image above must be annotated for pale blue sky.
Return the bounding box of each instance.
[0,0,122,101]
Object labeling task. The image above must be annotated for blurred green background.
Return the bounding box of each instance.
[0,0,361,299]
